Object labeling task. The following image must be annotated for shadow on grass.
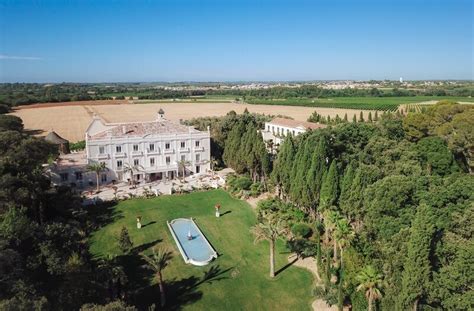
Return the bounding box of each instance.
[275,256,298,276]
[125,258,232,310]
[86,200,123,231]
[141,220,157,228]
[220,211,232,217]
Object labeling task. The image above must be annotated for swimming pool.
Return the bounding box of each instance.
[167,218,218,266]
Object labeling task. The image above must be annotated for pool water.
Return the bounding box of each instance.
[168,218,217,266]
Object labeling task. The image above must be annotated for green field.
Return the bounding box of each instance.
[89,190,313,310]
[246,96,474,111]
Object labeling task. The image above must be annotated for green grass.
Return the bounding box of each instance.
[89,190,314,310]
[246,96,474,111]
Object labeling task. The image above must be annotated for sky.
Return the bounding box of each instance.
[0,0,472,82]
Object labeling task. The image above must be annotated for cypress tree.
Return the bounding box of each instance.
[306,137,328,215]
[319,161,339,210]
[352,114,357,123]
[368,111,373,122]
[374,110,379,121]
[359,111,364,122]
[339,162,355,215]
[344,113,348,122]
[399,203,435,310]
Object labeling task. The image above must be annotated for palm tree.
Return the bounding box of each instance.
[123,163,144,187]
[356,265,384,311]
[141,247,173,308]
[176,159,191,181]
[86,162,108,192]
[250,212,287,278]
[334,218,355,269]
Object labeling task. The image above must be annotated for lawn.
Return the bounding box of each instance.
[89,189,314,310]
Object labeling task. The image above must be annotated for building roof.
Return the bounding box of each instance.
[45,131,69,144]
[267,118,327,130]
[55,151,87,168]
[88,119,200,141]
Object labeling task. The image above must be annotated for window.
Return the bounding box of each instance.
[196,154,200,162]
[181,155,186,161]
[75,172,83,181]
[60,173,69,182]
[116,145,122,153]
[149,143,154,151]
[166,156,171,165]
[117,160,123,168]
[99,146,105,154]
[101,174,107,182]
[165,143,170,150]
[195,140,200,147]
[196,165,200,173]
[134,159,139,166]
[133,144,139,152]
[180,141,186,148]
[150,158,155,166]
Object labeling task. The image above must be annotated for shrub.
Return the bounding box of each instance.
[250,182,264,197]
[70,140,86,151]
[291,223,312,238]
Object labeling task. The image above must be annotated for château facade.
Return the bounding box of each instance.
[50,110,211,187]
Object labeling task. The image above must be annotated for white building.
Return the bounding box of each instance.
[261,117,327,147]
[50,110,211,188]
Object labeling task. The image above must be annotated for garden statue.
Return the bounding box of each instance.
[187,229,193,240]
[215,203,221,217]
[137,216,142,229]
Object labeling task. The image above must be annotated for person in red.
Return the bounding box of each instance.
[215,203,221,218]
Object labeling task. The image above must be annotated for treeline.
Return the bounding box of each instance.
[211,85,474,98]
[184,110,272,170]
[0,112,137,309]
[268,101,473,309]
[1,82,473,107]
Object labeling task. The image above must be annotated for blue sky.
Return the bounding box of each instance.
[0,0,472,82]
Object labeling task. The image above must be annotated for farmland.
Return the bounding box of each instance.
[11,101,377,142]
[246,96,474,111]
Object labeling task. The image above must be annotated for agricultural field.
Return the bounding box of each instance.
[12,101,376,142]
[246,96,474,111]
[89,189,314,310]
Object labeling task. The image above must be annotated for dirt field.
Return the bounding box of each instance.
[12,101,376,142]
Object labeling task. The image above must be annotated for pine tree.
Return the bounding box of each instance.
[319,161,339,210]
[359,111,364,122]
[399,204,435,310]
[118,226,133,254]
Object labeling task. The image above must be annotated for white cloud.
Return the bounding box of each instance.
[0,54,42,60]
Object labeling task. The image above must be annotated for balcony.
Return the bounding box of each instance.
[97,153,109,160]
[164,149,175,154]
[147,149,160,155]
[131,150,143,156]
[114,152,126,158]
[193,147,205,152]
[179,147,190,153]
